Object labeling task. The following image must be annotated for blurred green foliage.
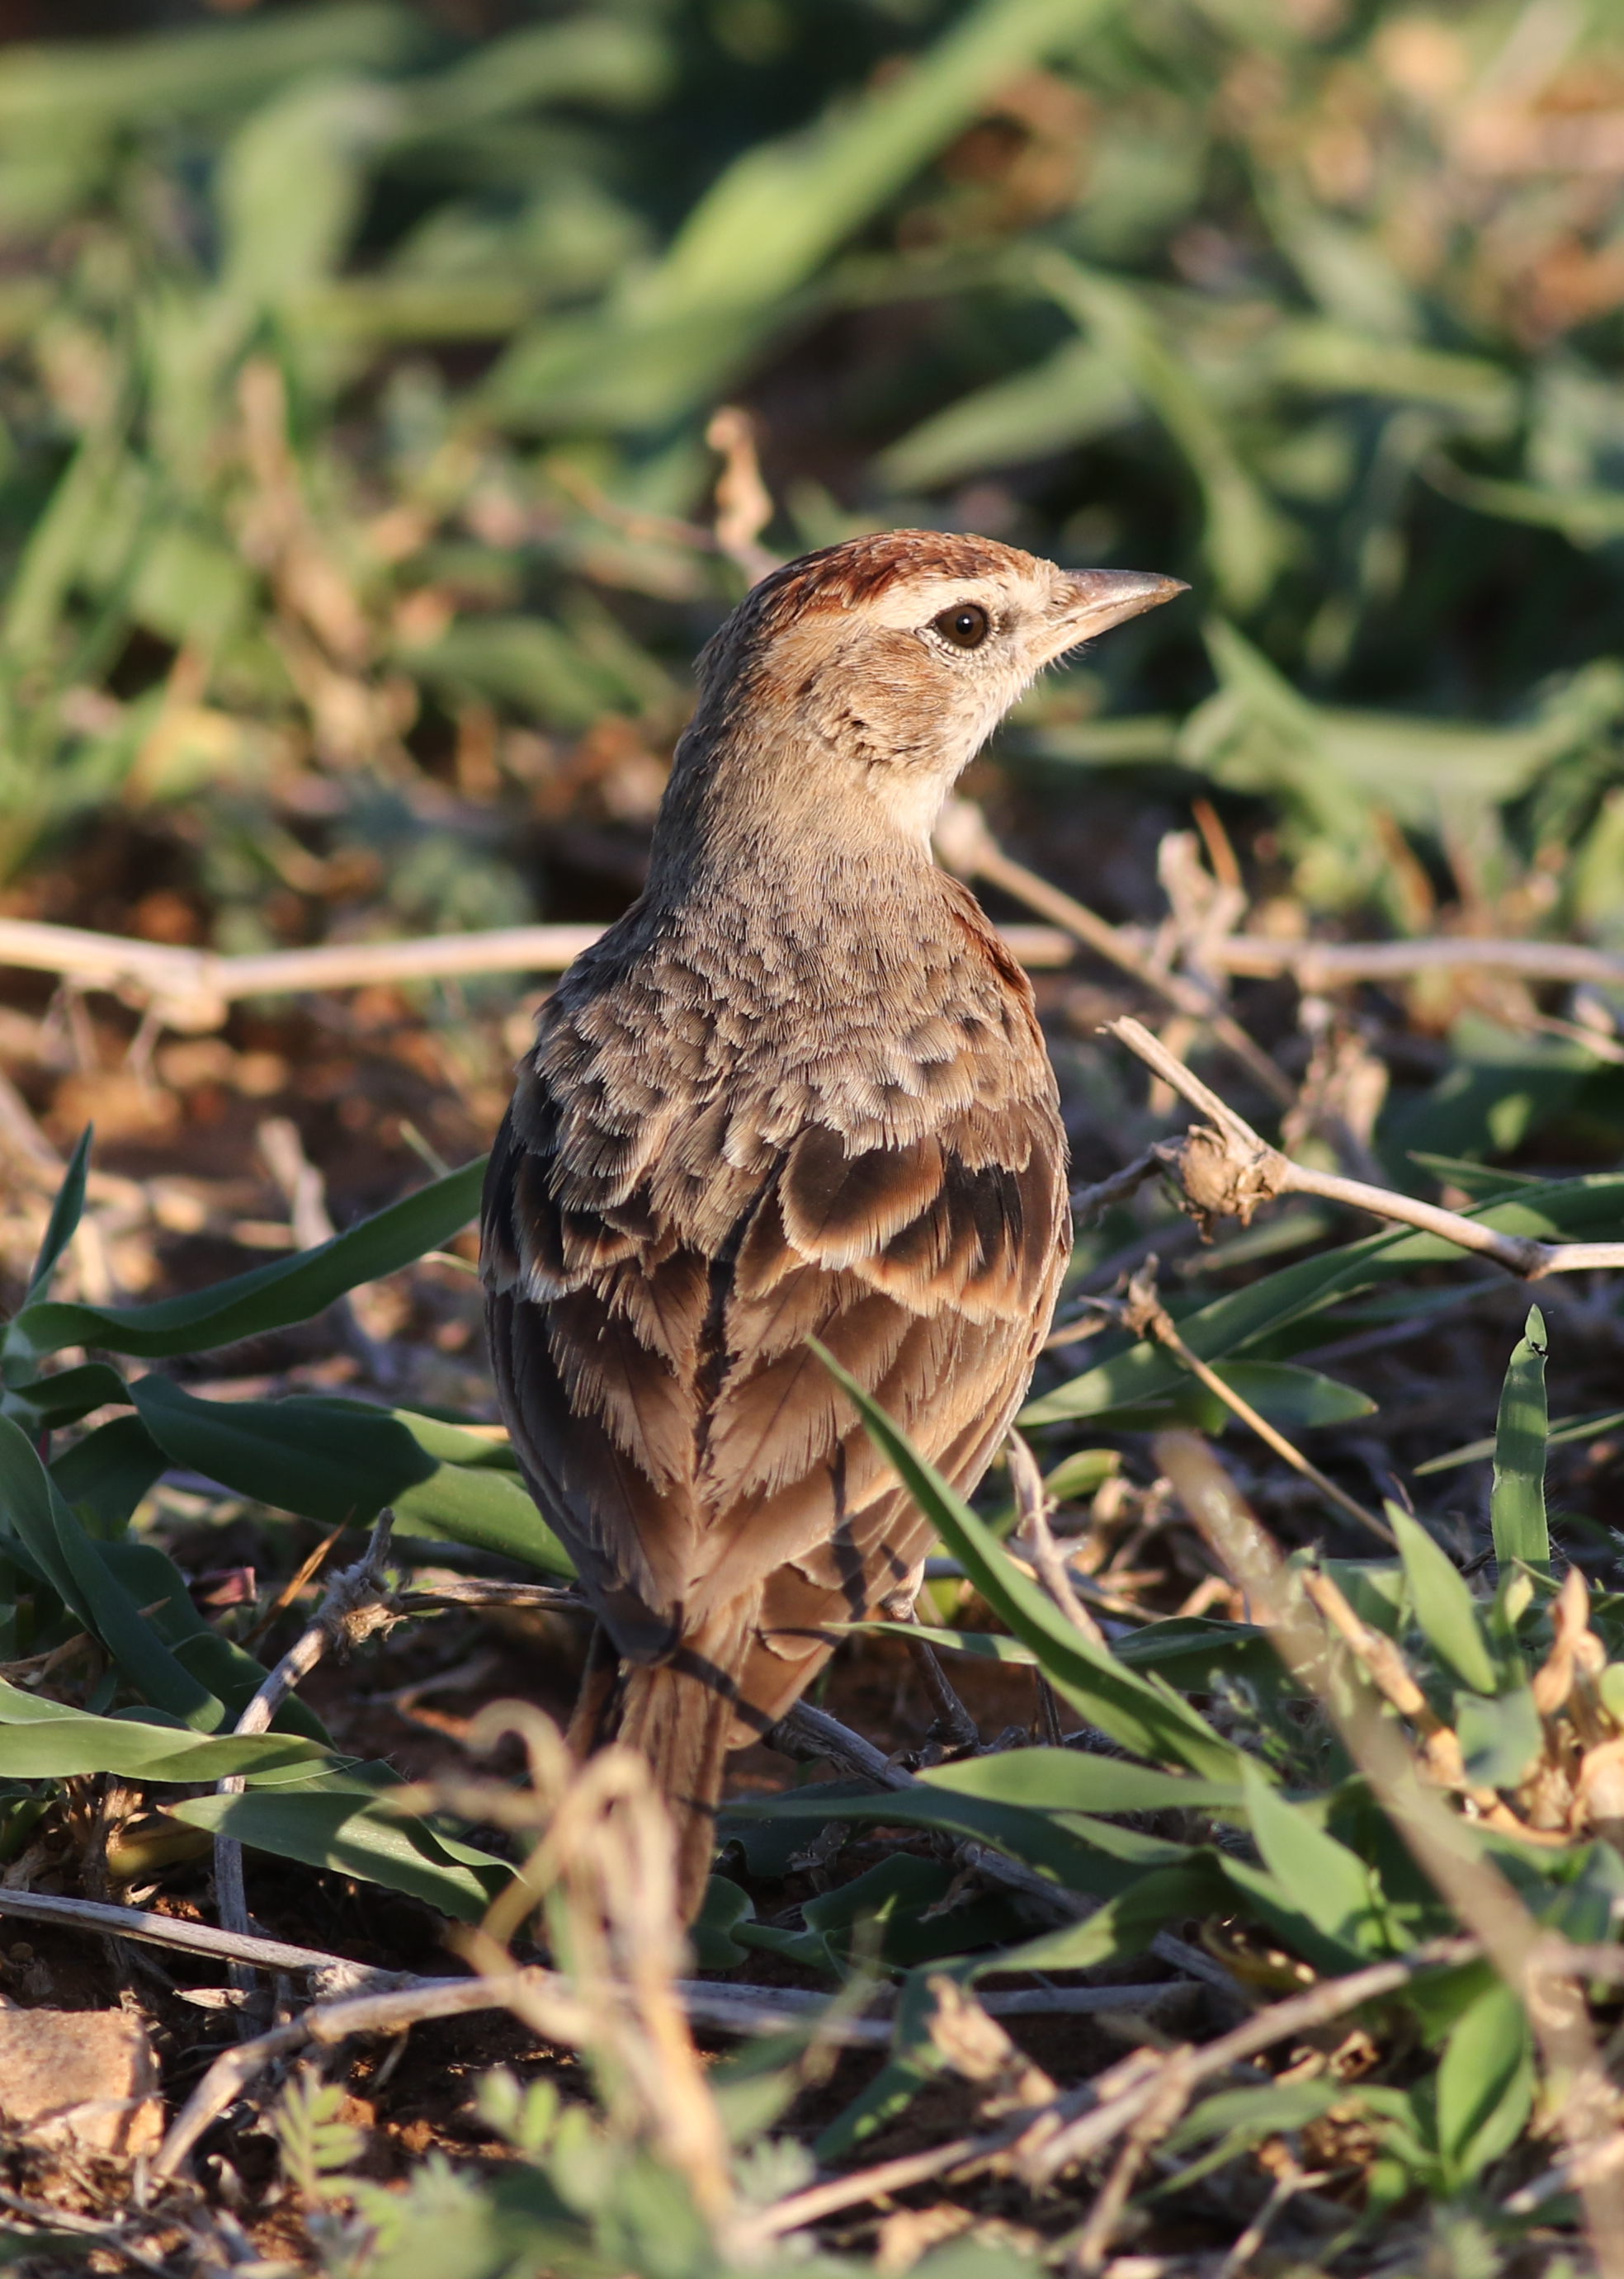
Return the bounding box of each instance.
[1,0,1622,949]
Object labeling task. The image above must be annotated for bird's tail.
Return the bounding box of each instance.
[614,1601,758,1923]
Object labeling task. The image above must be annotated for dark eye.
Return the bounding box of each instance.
[931,602,990,649]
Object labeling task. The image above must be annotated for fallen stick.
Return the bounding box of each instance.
[0,914,1074,1033]
[149,1951,1194,2183]
[0,1887,385,1987]
[1207,932,1624,992]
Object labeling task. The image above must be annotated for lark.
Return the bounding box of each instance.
[482,531,1184,1913]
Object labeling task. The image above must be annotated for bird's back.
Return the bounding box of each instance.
[482,858,1069,1734]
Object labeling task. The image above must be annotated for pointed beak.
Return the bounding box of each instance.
[1045,568,1187,660]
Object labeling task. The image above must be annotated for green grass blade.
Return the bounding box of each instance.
[11,1157,484,1362]
[0,1416,223,1728]
[172,1783,509,1923]
[21,1125,92,1303]
[1490,1306,1550,1569]
[0,1682,329,1783]
[130,1381,574,1575]
[811,1341,1235,1778]
[1385,1505,1497,1695]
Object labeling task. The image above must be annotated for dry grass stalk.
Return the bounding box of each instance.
[0,913,1072,1035]
[214,1511,399,1977]
[1154,1429,1624,2279]
[422,1703,737,2225]
[1090,1258,1394,1545]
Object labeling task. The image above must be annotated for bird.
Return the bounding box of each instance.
[480,529,1185,1916]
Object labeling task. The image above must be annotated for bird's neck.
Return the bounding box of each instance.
[644,712,951,920]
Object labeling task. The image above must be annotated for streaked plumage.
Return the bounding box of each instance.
[481,531,1183,1913]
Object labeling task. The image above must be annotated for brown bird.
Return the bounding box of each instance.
[481,530,1183,1913]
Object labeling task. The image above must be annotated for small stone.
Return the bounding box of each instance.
[0,2008,163,2157]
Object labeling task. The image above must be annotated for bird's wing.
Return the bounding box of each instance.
[481,962,1069,1703]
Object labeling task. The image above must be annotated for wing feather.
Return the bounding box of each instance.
[482,918,1069,1734]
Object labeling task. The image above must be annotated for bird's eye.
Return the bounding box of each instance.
[931,602,990,650]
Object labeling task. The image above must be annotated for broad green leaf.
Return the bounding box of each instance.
[172,1781,510,1922]
[1455,1687,1542,1791]
[880,337,1134,488]
[1031,253,1293,611]
[130,1380,572,1575]
[0,1682,329,1782]
[1110,1615,1277,1690]
[919,1747,1241,1815]
[840,1619,1039,1666]
[0,1415,223,1729]
[10,1157,484,1362]
[1386,1506,1497,1695]
[722,1782,1187,1900]
[1239,1758,1388,1959]
[4,1361,131,1427]
[98,1538,327,1743]
[847,1615,1277,1694]
[1435,1977,1532,2188]
[814,1343,1235,1778]
[0,7,417,132]
[1161,2077,1353,2192]
[487,0,1116,427]
[1491,1307,1550,1568]
[798,1854,1027,1972]
[1418,1406,1624,1479]
[1041,1448,1119,1503]
[1080,1358,1374,1434]
[50,1413,167,1540]
[969,1855,1232,1979]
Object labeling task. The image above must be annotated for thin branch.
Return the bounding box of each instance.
[1208,932,1624,993]
[0,914,1071,1033]
[397,1578,589,1615]
[1107,1015,1624,1280]
[0,1888,397,1988]
[748,1934,1479,2241]
[768,1699,914,1790]
[1069,1148,1167,1226]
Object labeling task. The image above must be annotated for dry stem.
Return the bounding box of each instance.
[1108,1015,1624,1279]
[0,914,1070,1034]
[1092,1258,1394,1545]
[215,1512,397,1971]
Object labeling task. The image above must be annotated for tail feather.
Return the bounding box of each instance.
[613,1603,758,1921]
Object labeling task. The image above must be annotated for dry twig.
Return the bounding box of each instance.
[1108,1015,1624,1279]
[1007,1427,1110,1647]
[1088,1258,1394,1545]
[0,914,1071,1035]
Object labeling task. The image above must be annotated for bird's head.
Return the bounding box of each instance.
[686,531,1185,845]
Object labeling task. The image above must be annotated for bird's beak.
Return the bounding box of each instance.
[1044,568,1187,660]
